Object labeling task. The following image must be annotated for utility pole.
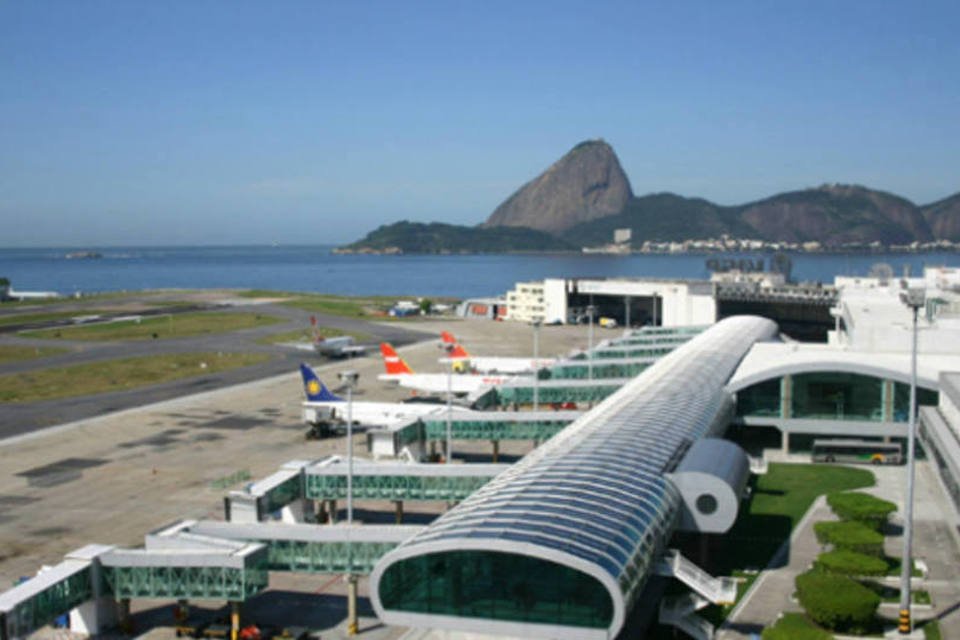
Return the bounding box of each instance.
[898,287,924,635]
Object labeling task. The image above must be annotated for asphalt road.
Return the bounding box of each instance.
[0,294,434,439]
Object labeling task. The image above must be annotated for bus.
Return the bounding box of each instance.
[811,439,903,465]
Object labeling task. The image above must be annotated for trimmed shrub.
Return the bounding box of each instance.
[762,612,832,640]
[815,549,888,576]
[827,491,897,530]
[814,520,884,556]
[796,570,880,633]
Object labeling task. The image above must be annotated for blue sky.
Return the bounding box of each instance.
[2,1,958,246]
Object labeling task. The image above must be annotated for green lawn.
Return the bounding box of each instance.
[20,312,282,341]
[762,612,833,639]
[722,464,875,571]
[0,344,67,364]
[0,352,271,402]
[239,289,455,319]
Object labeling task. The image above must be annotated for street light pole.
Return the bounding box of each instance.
[338,370,359,525]
[446,349,453,464]
[587,305,596,381]
[898,288,923,635]
[532,320,541,412]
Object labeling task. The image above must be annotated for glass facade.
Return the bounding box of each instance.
[379,551,614,628]
[737,373,939,423]
[792,372,883,420]
[735,378,781,417]
[893,383,939,422]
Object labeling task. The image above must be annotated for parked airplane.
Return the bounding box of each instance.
[440,331,555,374]
[299,363,468,428]
[377,343,523,395]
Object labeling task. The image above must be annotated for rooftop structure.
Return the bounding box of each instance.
[370,316,777,639]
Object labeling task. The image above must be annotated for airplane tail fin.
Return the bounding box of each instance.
[299,363,343,401]
[441,331,470,358]
[380,343,414,375]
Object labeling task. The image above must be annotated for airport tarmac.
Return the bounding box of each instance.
[0,317,596,637]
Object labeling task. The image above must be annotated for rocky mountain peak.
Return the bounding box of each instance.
[483,139,633,234]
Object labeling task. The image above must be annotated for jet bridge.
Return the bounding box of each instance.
[165,520,424,574]
[304,457,508,503]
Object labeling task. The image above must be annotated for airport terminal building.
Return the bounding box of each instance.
[4,269,960,640]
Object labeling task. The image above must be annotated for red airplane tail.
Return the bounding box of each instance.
[380,343,414,375]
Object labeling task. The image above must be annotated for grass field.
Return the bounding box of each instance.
[20,312,282,341]
[0,345,68,364]
[239,289,453,319]
[762,612,833,639]
[0,352,271,403]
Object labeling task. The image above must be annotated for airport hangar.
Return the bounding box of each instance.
[4,310,960,640]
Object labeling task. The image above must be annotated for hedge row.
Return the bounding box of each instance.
[814,549,889,576]
[795,570,880,634]
[814,520,884,556]
[827,491,896,530]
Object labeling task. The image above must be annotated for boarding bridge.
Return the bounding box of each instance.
[606,334,693,347]
[588,344,677,360]
[226,460,310,524]
[173,520,423,574]
[0,545,109,640]
[471,378,630,409]
[100,535,268,601]
[545,357,655,380]
[304,457,508,502]
[367,411,584,460]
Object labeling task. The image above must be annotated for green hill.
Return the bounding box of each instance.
[336,221,575,254]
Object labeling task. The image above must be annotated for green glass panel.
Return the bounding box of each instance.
[893,383,939,422]
[791,372,884,421]
[379,551,613,629]
[736,378,781,417]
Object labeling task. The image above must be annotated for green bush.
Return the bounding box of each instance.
[814,520,884,556]
[762,612,832,640]
[815,549,889,576]
[827,491,897,530]
[796,570,880,633]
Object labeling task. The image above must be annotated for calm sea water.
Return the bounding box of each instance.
[1,246,957,299]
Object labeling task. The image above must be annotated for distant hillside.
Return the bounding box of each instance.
[341,139,960,253]
[336,221,574,254]
[922,192,960,241]
[483,139,633,234]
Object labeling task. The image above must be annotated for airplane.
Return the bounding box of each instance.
[299,363,469,429]
[440,331,555,374]
[377,343,525,395]
[280,316,366,358]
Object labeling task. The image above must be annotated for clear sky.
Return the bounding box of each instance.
[2,1,958,246]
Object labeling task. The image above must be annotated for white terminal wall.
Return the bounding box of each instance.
[543,278,717,326]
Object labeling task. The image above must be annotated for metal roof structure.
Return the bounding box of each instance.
[370,316,778,639]
[727,341,950,392]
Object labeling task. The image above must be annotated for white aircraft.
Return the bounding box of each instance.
[440,331,555,374]
[280,316,366,358]
[377,343,524,395]
[299,363,469,427]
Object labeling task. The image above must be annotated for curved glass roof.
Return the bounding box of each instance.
[372,316,778,637]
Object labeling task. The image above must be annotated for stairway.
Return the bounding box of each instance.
[654,549,738,605]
